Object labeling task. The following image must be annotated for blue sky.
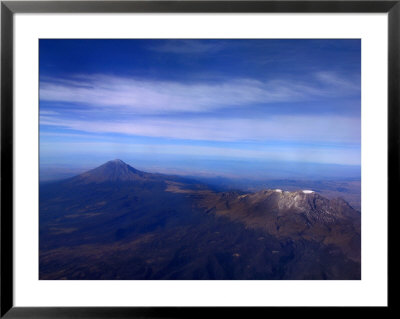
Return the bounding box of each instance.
[39,39,361,180]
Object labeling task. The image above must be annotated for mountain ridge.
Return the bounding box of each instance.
[39,159,361,279]
[64,160,358,208]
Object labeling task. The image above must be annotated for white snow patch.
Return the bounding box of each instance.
[275,189,283,193]
[302,190,314,194]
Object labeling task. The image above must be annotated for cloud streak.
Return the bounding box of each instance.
[40,113,360,144]
[148,40,226,54]
[40,72,359,115]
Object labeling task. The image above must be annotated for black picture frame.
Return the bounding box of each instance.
[1,1,396,317]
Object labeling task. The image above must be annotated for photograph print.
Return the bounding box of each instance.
[39,39,361,280]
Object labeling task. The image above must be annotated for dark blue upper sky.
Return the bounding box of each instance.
[39,39,361,179]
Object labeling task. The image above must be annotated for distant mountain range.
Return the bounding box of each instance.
[40,159,361,280]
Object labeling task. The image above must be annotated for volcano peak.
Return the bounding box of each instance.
[108,159,126,165]
[73,159,147,183]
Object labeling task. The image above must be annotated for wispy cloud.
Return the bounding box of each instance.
[40,72,359,115]
[148,40,225,54]
[315,71,360,92]
[39,110,60,115]
[40,113,360,144]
